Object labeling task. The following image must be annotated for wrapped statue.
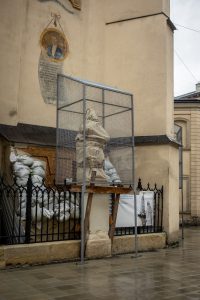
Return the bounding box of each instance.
[76,108,110,183]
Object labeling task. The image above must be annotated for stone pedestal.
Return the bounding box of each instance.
[84,194,111,258]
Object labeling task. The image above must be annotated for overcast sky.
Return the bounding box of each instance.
[170,0,200,96]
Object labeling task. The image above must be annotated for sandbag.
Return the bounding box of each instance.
[17,155,34,166]
[70,204,80,219]
[31,175,43,185]
[31,160,46,169]
[16,176,29,186]
[20,207,26,220]
[13,162,30,172]
[32,167,45,178]
[54,201,70,215]
[43,208,54,219]
[56,211,70,222]
[14,167,30,178]
[10,151,17,163]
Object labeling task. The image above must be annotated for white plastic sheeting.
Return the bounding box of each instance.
[116,191,154,227]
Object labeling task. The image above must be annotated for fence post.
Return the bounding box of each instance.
[25,174,32,243]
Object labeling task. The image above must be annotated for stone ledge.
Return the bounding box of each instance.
[1,240,80,268]
[0,233,166,268]
[112,233,166,255]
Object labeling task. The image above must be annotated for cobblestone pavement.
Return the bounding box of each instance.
[0,227,200,300]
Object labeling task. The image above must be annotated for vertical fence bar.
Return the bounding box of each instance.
[161,187,164,231]
[0,186,2,244]
[80,84,87,263]
[18,190,22,243]
[153,192,156,233]
[25,175,32,244]
[157,191,160,231]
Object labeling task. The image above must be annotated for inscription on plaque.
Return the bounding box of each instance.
[38,55,62,104]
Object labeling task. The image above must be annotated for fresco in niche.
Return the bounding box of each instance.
[38,27,68,104]
[40,28,68,62]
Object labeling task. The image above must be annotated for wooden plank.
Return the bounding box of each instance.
[84,171,96,247]
[109,193,120,241]
[59,185,132,194]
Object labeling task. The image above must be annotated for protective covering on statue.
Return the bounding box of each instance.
[76,108,110,183]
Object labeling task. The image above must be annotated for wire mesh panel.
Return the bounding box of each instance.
[56,75,134,187]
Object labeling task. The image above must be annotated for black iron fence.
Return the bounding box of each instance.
[0,176,163,245]
[0,176,81,245]
[113,179,164,236]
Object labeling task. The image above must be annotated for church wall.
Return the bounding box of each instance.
[104,13,173,136]
[0,0,25,126]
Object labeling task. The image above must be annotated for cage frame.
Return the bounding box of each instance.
[56,74,135,262]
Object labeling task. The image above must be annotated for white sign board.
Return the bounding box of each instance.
[116,191,154,227]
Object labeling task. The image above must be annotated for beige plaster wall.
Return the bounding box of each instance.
[165,21,174,136]
[135,144,179,242]
[105,0,170,23]
[0,0,173,138]
[104,13,174,136]
[0,0,25,125]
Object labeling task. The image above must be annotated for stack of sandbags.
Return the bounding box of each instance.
[10,149,34,186]
[10,147,80,225]
[31,160,46,186]
[10,147,46,186]
[104,157,121,185]
[54,191,79,221]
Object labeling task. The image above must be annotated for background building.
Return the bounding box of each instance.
[175,82,200,225]
[0,0,179,243]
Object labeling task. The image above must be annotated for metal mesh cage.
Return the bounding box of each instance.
[56,75,134,187]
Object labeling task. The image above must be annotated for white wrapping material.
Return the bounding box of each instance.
[14,167,30,178]
[79,108,110,142]
[31,160,45,169]
[70,194,76,204]
[20,207,26,220]
[54,201,70,215]
[13,162,29,172]
[32,167,45,178]
[31,204,54,223]
[16,176,29,186]
[70,204,80,219]
[32,190,49,205]
[17,155,34,166]
[32,175,43,185]
[31,204,42,222]
[104,158,121,184]
[56,211,70,222]
[10,151,17,163]
[104,159,113,171]
[43,208,54,219]
[10,148,80,224]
